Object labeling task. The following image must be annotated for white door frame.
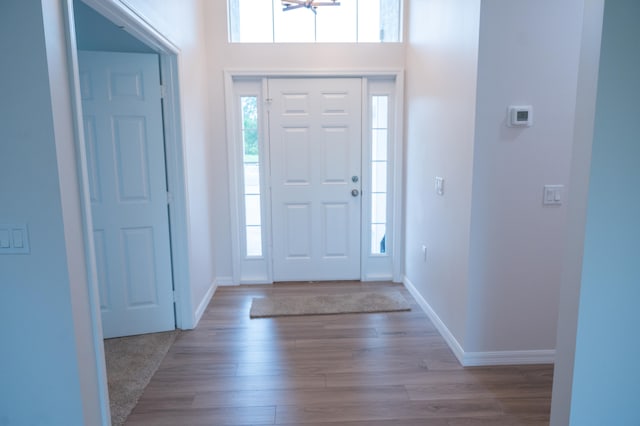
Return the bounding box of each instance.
[62,0,191,422]
[224,70,405,284]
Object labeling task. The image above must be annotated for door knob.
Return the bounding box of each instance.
[351,189,360,197]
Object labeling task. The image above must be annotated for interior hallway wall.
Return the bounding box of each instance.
[466,0,585,353]
[404,0,588,361]
[404,0,481,351]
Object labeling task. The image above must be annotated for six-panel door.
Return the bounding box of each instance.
[79,51,175,338]
[269,78,362,281]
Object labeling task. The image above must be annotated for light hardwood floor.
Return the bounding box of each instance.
[126,282,553,425]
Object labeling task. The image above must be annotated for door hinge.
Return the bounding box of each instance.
[166,191,173,205]
[160,84,167,99]
[172,290,178,303]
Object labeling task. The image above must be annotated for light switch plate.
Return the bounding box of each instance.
[435,176,444,196]
[543,185,563,206]
[0,224,30,254]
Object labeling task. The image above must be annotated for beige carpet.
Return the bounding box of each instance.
[250,290,411,318]
[104,330,178,425]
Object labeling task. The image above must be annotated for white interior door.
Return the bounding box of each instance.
[79,51,175,338]
[269,78,362,281]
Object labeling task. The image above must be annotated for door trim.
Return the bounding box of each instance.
[63,0,191,423]
[224,70,405,284]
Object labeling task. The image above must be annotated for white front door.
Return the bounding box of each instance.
[79,51,175,338]
[269,78,362,281]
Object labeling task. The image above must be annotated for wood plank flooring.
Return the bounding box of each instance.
[126,282,553,425]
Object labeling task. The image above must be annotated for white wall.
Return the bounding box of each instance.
[404,0,588,362]
[118,0,217,316]
[466,0,585,353]
[404,0,482,351]
[204,1,406,283]
[550,0,604,423]
[0,1,105,424]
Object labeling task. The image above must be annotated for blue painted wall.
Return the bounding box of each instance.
[0,1,85,425]
[73,0,154,53]
[570,1,640,424]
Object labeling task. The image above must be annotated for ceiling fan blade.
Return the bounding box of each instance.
[282,3,305,11]
[282,0,339,12]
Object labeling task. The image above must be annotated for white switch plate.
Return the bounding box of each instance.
[0,224,30,254]
[543,185,563,206]
[435,177,444,196]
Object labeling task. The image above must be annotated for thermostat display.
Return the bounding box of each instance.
[508,105,533,127]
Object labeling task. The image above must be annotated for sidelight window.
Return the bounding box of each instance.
[370,95,388,255]
[241,96,263,257]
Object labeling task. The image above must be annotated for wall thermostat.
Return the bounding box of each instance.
[508,105,533,127]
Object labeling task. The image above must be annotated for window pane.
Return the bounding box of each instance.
[242,96,258,122]
[357,0,381,42]
[371,193,387,224]
[372,161,387,193]
[229,0,401,43]
[372,129,388,161]
[372,96,389,129]
[371,224,386,254]
[370,94,389,256]
[243,163,260,194]
[246,226,263,257]
[241,96,259,161]
[234,0,274,42]
[316,2,357,42]
[245,194,261,226]
[273,1,315,42]
[240,95,263,258]
[243,129,259,159]
[379,0,401,42]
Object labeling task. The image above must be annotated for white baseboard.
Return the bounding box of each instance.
[402,275,466,365]
[402,275,555,367]
[193,280,217,328]
[215,276,235,286]
[463,350,555,366]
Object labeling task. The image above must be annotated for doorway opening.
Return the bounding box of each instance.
[66,0,191,422]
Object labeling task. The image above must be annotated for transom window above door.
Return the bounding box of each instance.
[228,0,402,43]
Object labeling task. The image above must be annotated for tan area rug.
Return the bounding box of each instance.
[250,290,411,318]
[104,330,178,425]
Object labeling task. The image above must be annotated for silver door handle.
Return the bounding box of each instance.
[351,189,360,197]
